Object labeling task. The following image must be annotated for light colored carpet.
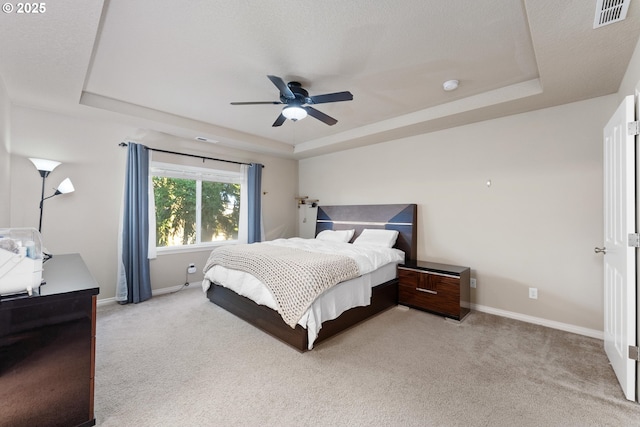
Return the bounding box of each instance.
[95,286,640,426]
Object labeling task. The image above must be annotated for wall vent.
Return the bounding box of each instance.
[594,0,631,28]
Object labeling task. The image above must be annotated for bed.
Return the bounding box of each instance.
[203,204,417,351]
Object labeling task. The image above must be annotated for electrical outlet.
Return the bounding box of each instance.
[470,278,477,288]
[528,287,538,299]
[187,263,196,274]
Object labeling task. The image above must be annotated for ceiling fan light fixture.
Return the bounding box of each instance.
[282,106,307,121]
[231,75,351,126]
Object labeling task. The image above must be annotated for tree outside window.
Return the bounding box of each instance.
[201,181,240,242]
[152,168,241,248]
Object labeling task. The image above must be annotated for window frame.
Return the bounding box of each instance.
[150,161,243,255]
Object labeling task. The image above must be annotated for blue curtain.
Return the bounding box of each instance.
[117,143,152,304]
[247,163,263,243]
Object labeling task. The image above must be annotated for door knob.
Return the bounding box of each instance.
[594,247,606,254]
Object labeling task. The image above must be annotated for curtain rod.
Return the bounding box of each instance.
[118,142,262,167]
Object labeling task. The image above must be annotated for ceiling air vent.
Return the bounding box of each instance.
[594,0,631,28]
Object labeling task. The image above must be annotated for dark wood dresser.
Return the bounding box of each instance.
[398,260,471,321]
[0,253,99,427]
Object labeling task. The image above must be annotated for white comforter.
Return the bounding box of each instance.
[202,238,404,348]
[264,238,403,274]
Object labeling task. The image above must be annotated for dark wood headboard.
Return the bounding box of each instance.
[315,204,418,261]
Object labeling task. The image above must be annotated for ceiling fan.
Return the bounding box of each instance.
[230,75,353,127]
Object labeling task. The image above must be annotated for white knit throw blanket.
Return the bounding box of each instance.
[204,243,360,327]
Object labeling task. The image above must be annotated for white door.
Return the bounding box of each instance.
[602,94,637,402]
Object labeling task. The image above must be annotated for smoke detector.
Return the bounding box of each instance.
[443,80,459,91]
[594,0,630,28]
[195,136,217,143]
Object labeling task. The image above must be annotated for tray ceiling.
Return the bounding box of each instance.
[1,0,639,158]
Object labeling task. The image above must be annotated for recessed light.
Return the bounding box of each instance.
[443,80,459,91]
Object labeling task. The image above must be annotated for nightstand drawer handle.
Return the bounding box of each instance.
[416,288,437,295]
[399,267,458,279]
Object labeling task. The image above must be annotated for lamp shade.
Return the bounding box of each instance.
[56,178,75,194]
[29,158,61,173]
[282,106,307,121]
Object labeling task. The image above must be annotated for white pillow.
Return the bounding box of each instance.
[316,229,355,243]
[353,229,399,248]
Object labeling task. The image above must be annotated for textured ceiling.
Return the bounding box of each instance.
[1,0,639,158]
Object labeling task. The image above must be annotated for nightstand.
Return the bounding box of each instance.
[397,260,471,321]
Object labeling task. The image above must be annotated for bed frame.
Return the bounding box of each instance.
[206,203,417,351]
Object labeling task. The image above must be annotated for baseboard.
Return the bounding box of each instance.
[96,282,198,308]
[471,303,604,340]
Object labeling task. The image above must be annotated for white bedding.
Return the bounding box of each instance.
[202,238,404,349]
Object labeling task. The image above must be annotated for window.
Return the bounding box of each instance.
[151,162,242,251]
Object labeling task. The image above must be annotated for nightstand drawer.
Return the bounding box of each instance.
[398,278,459,317]
[398,268,419,286]
[398,268,459,288]
[398,262,470,321]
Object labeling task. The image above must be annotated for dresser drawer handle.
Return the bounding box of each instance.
[416,288,437,295]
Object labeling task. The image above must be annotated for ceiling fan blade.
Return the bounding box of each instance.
[304,106,338,126]
[308,91,353,104]
[272,113,287,127]
[230,101,282,105]
[267,75,295,100]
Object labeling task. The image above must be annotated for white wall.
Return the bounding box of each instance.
[618,30,640,100]
[9,106,299,300]
[300,95,618,332]
[10,106,136,300]
[0,75,10,225]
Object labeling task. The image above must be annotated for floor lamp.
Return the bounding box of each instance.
[29,158,75,233]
